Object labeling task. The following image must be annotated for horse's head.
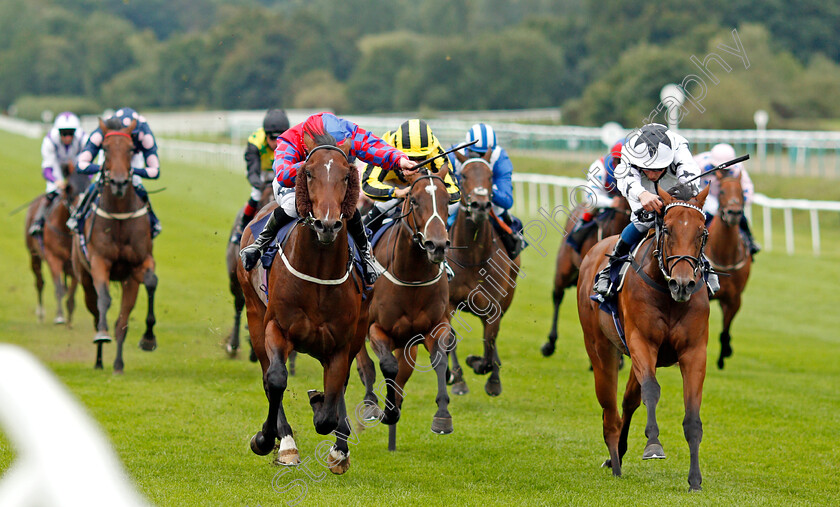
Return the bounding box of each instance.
[65,171,91,208]
[455,149,494,224]
[402,168,451,264]
[717,174,744,227]
[99,117,137,198]
[297,132,358,244]
[656,184,711,302]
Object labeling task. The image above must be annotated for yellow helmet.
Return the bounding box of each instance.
[391,119,439,159]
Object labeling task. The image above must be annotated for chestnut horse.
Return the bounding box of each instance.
[542,199,630,357]
[237,134,367,475]
[357,169,453,451]
[71,118,158,372]
[25,170,90,326]
[446,151,520,397]
[577,185,711,491]
[706,175,752,369]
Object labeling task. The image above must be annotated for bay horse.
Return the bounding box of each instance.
[706,174,752,369]
[71,118,158,372]
[25,169,90,326]
[446,150,520,396]
[357,168,453,451]
[542,198,630,357]
[576,185,711,491]
[237,133,367,475]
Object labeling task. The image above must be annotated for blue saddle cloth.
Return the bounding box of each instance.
[590,255,632,356]
[370,218,399,251]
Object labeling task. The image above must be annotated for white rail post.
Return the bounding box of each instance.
[810,209,821,256]
[784,208,794,255]
[763,205,772,252]
[514,180,525,216]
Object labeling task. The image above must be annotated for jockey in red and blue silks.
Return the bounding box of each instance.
[240,112,419,284]
[68,107,162,237]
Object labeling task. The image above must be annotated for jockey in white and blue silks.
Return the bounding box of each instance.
[69,107,162,237]
[593,123,718,299]
[446,123,524,258]
[694,143,760,255]
[29,112,88,236]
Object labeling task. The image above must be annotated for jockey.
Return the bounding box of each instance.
[566,140,626,251]
[230,109,290,244]
[29,112,88,236]
[362,119,461,232]
[695,143,760,256]
[447,123,525,258]
[68,107,162,238]
[593,123,719,300]
[239,112,420,284]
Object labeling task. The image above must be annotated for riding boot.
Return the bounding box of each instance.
[232,198,258,244]
[66,182,97,232]
[29,191,58,236]
[348,209,384,285]
[135,184,161,238]
[362,204,385,234]
[593,237,633,299]
[240,207,292,271]
[703,256,721,296]
[739,215,760,257]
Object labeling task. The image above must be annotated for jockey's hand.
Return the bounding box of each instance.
[393,186,410,199]
[639,191,663,212]
[611,196,622,208]
[55,180,68,190]
[399,158,419,176]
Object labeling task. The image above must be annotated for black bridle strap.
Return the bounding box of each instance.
[304,144,349,163]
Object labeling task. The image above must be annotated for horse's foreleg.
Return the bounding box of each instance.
[139,261,157,352]
[90,257,112,342]
[313,349,350,436]
[45,253,66,325]
[252,320,296,462]
[227,286,244,358]
[427,329,453,435]
[448,328,469,395]
[369,324,400,427]
[29,246,45,322]
[679,345,707,491]
[327,388,353,475]
[717,295,741,369]
[542,287,564,357]
[112,278,141,374]
[628,335,665,461]
[355,342,382,421]
[65,269,78,328]
[467,318,502,396]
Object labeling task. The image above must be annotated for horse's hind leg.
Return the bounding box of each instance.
[679,345,707,491]
[618,366,642,464]
[466,318,502,396]
[113,278,141,374]
[542,286,564,357]
[717,295,741,369]
[30,249,45,322]
[45,253,66,325]
[355,343,382,421]
[139,262,157,352]
[448,327,469,395]
[65,269,78,328]
[589,340,622,476]
[90,257,113,342]
[369,324,401,426]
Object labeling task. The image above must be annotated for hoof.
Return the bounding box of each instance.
[274,448,301,466]
[53,315,66,325]
[327,448,350,475]
[308,390,325,410]
[721,342,732,358]
[602,458,622,476]
[361,403,383,422]
[541,341,556,357]
[431,416,453,435]
[451,381,469,396]
[484,378,502,397]
[93,332,112,344]
[225,342,237,358]
[643,443,666,460]
[689,484,703,492]
[139,336,157,351]
[94,363,103,370]
[466,355,490,375]
[113,369,124,376]
[381,408,401,426]
[249,349,258,363]
[717,356,725,370]
[36,305,45,323]
[250,432,275,456]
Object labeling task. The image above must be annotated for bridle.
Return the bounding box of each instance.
[652,202,709,285]
[101,131,134,190]
[718,178,744,226]
[300,144,352,229]
[398,172,448,252]
[459,157,493,220]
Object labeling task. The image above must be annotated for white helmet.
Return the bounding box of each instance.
[54,112,81,133]
[623,123,676,170]
[465,123,497,154]
[710,143,736,167]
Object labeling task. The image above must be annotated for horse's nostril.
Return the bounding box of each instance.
[686,280,696,292]
[313,220,323,231]
[668,279,678,292]
[424,241,435,251]
[332,221,343,232]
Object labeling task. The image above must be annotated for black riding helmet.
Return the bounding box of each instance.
[263,109,290,135]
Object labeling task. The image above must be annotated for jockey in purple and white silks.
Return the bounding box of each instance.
[694,143,760,255]
[69,108,162,237]
[239,112,419,284]
[29,112,88,236]
[593,123,718,300]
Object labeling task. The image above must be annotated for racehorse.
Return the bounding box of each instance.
[446,150,520,397]
[357,168,453,450]
[576,185,711,491]
[706,174,752,369]
[542,198,630,357]
[25,169,90,326]
[237,133,367,475]
[71,118,158,372]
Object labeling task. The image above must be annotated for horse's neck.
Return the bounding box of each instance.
[708,215,742,265]
[388,220,440,278]
[452,212,494,263]
[288,225,350,280]
[638,235,669,288]
[99,185,141,213]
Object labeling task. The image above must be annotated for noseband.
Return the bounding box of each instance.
[654,202,708,283]
[399,172,448,252]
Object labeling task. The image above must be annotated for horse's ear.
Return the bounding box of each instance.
[692,183,711,208]
[657,185,674,206]
[483,148,493,162]
[337,138,352,158]
[454,150,467,163]
[124,119,137,134]
[303,132,316,153]
[98,117,107,132]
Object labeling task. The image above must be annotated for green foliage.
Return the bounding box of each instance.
[11,95,102,121]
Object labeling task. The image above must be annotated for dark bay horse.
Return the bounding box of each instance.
[357,169,453,451]
[446,150,520,396]
[237,133,367,475]
[71,118,158,372]
[25,170,90,326]
[706,175,752,369]
[577,185,711,491]
[542,198,630,357]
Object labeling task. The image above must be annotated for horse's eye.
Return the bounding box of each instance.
[305,170,313,178]
[344,174,350,182]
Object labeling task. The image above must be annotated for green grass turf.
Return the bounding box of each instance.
[1,130,839,505]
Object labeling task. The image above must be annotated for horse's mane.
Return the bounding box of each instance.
[295,135,359,218]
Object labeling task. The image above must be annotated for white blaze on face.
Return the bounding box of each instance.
[325,159,333,181]
[423,182,445,238]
